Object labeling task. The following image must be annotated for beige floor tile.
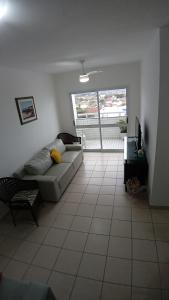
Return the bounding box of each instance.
[33,245,60,269]
[160,264,169,288]
[132,222,155,240]
[54,249,82,275]
[89,177,103,185]
[7,224,35,240]
[48,271,75,300]
[132,287,161,300]
[76,204,95,217]
[114,195,133,207]
[64,192,83,203]
[0,237,21,257]
[71,277,102,300]
[92,171,105,178]
[108,236,131,259]
[102,283,131,300]
[94,166,107,172]
[90,218,111,235]
[154,223,169,242]
[85,185,101,194]
[100,185,116,195]
[85,234,109,255]
[44,228,67,247]
[0,255,10,272]
[94,205,113,219]
[97,195,114,206]
[26,226,48,243]
[71,216,92,232]
[106,166,118,172]
[53,214,74,229]
[102,178,116,186]
[63,231,87,251]
[132,260,161,288]
[113,207,132,221]
[80,165,94,171]
[110,219,131,238]
[4,260,28,280]
[152,209,169,224]
[76,171,92,178]
[60,203,79,215]
[116,178,124,185]
[78,253,106,280]
[81,194,98,204]
[116,172,124,179]
[72,178,90,185]
[14,241,39,263]
[24,265,51,284]
[133,239,158,262]
[69,183,87,193]
[157,241,169,263]
[104,172,117,178]
[104,257,131,285]
[132,208,152,223]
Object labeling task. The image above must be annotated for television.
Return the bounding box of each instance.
[135,116,142,150]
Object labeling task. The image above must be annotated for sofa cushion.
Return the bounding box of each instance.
[62,151,80,163]
[62,150,83,171]
[24,149,52,175]
[45,162,74,194]
[45,139,65,154]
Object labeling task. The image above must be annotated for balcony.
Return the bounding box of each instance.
[75,115,126,151]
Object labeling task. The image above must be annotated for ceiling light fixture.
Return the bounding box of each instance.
[79,74,89,83]
[79,59,103,83]
[0,0,8,19]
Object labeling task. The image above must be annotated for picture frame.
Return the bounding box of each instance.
[15,96,38,125]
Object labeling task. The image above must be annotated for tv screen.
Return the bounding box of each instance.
[135,116,142,150]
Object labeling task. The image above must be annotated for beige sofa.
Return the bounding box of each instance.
[14,139,83,202]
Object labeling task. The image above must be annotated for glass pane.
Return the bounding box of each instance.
[98,88,127,150]
[72,92,101,150]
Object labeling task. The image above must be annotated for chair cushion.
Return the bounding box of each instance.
[11,189,39,205]
[45,139,65,154]
[24,149,52,175]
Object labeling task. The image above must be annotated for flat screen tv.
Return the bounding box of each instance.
[135,116,142,150]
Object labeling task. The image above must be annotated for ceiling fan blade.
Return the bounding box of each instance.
[86,70,103,76]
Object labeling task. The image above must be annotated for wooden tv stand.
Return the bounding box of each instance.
[124,136,148,191]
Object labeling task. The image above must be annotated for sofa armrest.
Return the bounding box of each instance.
[65,144,82,151]
[23,175,61,202]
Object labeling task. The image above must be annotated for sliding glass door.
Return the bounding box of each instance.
[71,92,102,149]
[71,88,127,150]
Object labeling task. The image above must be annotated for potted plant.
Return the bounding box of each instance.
[117,119,127,139]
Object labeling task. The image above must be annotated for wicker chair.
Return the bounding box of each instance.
[0,177,40,226]
[57,132,81,145]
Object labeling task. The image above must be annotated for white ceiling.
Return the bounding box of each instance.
[0,0,169,73]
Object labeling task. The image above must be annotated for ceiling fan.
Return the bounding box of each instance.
[79,59,103,83]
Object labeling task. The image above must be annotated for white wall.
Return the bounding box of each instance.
[54,62,140,137]
[0,67,60,217]
[151,25,169,205]
[140,30,160,201]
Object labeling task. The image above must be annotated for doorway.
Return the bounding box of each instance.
[71,88,127,151]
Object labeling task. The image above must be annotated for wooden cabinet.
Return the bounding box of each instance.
[124,137,148,191]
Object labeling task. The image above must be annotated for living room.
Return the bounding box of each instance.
[0,1,169,299]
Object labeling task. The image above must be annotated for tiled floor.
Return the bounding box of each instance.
[0,152,169,300]
[84,139,124,150]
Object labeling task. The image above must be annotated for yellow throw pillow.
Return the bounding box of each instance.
[50,148,62,164]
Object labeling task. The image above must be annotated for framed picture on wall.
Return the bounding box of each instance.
[15,96,38,125]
